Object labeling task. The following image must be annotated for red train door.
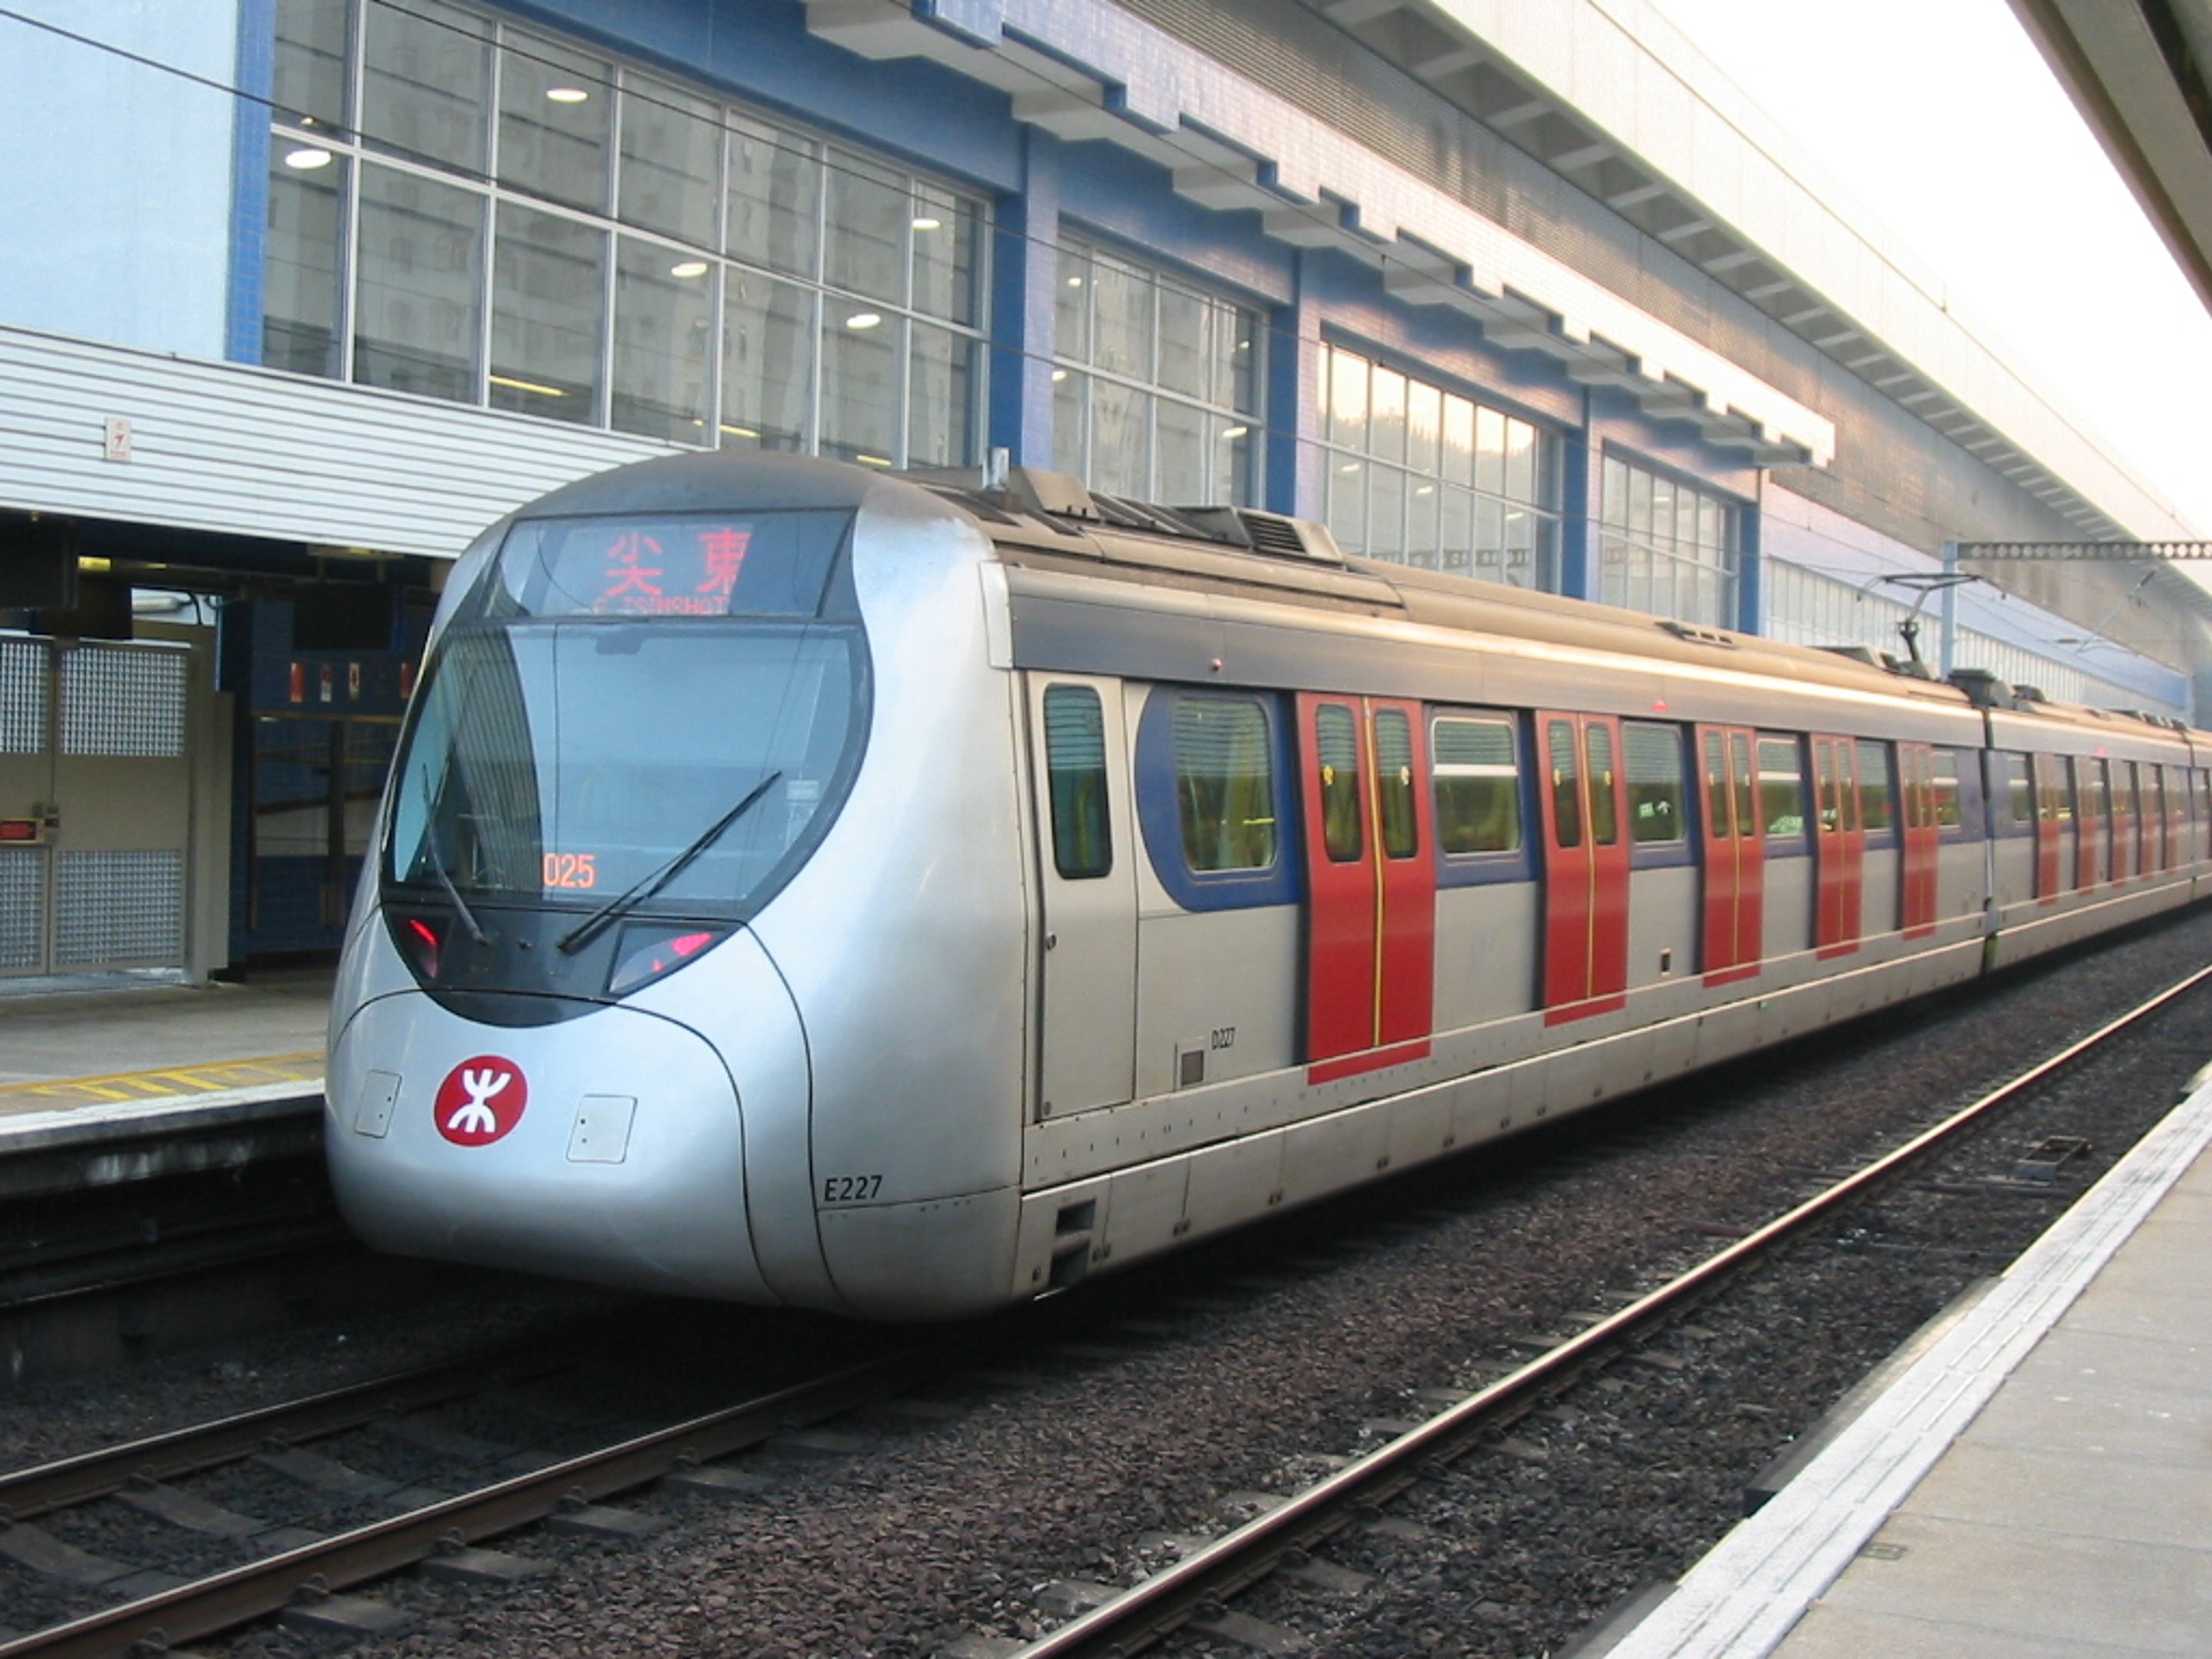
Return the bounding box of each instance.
[1813,735,1864,957]
[1297,694,1436,1083]
[1538,711,1629,1023]
[2032,753,2062,903]
[2111,761,2137,882]
[1898,742,1939,937]
[1697,724,1762,985]
[2075,757,2104,890]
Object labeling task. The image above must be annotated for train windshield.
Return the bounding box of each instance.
[386,509,863,921]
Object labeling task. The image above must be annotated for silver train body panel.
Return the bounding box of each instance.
[326,452,2212,1319]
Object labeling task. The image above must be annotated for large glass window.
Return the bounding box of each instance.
[1318,344,1562,589]
[1600,454,1739,628]
[264,0,986,464]
[353,167,483,401]
[1053,237,1260,506]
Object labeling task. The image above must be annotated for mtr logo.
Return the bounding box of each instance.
[434,1056,529,1147]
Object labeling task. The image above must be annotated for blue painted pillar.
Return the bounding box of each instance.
[1559,404,1596,601]
[227,0,277,365]
[1736,494,1764,634]
[1268,253,1320,518]
[988,127,1061,467]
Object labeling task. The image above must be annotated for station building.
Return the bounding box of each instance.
[2,0,2206,981]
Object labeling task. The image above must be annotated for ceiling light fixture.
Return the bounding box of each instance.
[545,85,590,104]
[283,146,335,170]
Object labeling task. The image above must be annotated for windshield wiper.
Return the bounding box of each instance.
[419,765,490,946]
[557,770,783,955]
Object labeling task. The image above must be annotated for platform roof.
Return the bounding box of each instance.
[1305,0,2201,544]
[2008,0,2212,319]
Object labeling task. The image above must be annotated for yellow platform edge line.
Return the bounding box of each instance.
[0,1051,326,1100]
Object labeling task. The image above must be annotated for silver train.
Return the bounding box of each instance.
[326,451,2211,1317]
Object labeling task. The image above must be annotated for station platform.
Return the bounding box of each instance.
[1601,1067,2212,1659]
[0,969,329,1157]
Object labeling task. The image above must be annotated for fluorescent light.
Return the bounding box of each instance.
[720,423,760,438]
[856,453,892,468]
[844,311,883,329]
[911,216,942,231]
[1219,426,1248,440]
[490,373,566,398]
[1066,275,1084,286]
[283,146,334,171]
[669,260,710,279]
[545,86,590,104]
[1050,369,1068,382]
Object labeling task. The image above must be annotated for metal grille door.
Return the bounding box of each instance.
[0,638,197,976]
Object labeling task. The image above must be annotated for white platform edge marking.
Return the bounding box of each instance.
[0,1078,326,1150]
[1604,1073,2212,1659]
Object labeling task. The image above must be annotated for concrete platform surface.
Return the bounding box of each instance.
[0,969,332,1120]
[1604,1070,2212,1659]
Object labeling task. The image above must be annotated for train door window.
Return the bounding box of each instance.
[1703,731,1733,838]
[1043,685,1112,879]
[1757,735,1805,840]
[1315,704,1363,863]
[1856,741,1894,837]
[1374,708,1419,859]
[1432,714,1522,854]
[1930,750,1963,830]
[1548,719,1583,847]
[1584,724,1619,846]
[2002,753,2032,828]
[1173,697,1277,873]
[1624,721,1685,843]
[1813,740,1839,834]
[1730,732,1755,839]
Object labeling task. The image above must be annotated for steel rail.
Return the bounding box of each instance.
[0,1345,939,1659]
[1009,959,2212,1659]
[0,1339,586,1523]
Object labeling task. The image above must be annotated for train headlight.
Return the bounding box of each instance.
[606,924,727,997]
[399,915,442,979]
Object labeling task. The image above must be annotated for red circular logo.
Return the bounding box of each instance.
[434,1055,529,1147]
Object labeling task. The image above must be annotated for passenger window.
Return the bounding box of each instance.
[1432,714,1522,854]
[1043,685,1111,880]
[1814,741,1839,834]
[1548,719,1582,849]
[1374,709,1418,859]
[1758,735,1804,838]
[1856,740,1893,832]
[2114,762,2139,819]
[1315,703,1363,863]
[1585,724,1619,846]
[2041,754,2070,822]
[2005,753,2032,827]
[1624,722,1684,844]
[1173,697,1278,873]
[1931,750,1962,829]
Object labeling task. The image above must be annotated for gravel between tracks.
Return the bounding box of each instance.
[5,911,2211,1658]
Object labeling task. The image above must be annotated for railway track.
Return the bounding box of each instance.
[0,1323,942,1658]
[996,958,2212,1659]
[0,940,2205,1657]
